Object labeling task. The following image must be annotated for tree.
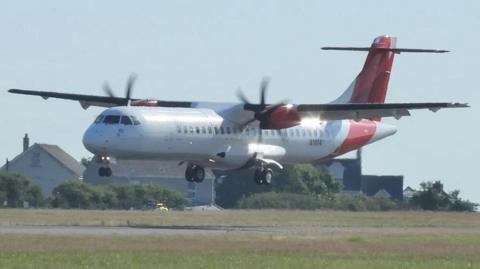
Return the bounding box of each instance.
[411,181,477,212]
[215,164,342,208]
[52,180,94,209]
[51,181,187,210]
[273,164,342,197]
[0,173,44,208]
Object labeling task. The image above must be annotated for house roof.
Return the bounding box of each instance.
[1,143,85,177]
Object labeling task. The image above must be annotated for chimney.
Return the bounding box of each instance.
[23,133,30,152]
[356,148,362,175]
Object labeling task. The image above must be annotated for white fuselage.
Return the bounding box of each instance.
[82,105,397,170]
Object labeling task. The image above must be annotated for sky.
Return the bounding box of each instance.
[0,1,478,202]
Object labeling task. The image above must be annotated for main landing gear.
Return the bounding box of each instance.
[97,155,112,177]
[254,166,273,185]
[185,164,205,183]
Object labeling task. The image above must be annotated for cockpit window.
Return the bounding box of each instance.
[104,115,120,124]
[94,115,104,124]
[130,116,141,125]
[121,116,133,125]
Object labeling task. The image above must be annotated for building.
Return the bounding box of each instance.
[361,175,404,200]
[323,149,403,200]
[83,160,216,206]
[1,134,85,195]
[323,149,362,192]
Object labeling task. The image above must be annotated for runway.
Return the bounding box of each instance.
[1,225,479,236]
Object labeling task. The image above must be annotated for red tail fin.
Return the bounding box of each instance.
[332,35,396,104]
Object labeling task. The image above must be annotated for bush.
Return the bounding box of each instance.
[237,192,321,209]
[106,183,187,210]
[331,193,397,211]
[0,173,44,208]
[51,181,187,210]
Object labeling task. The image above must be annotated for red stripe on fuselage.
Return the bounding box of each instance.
[334,120,377,156]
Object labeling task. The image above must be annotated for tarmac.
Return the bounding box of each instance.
[1,225,480,236]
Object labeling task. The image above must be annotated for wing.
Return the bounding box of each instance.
[295,102,469,120]
[8,89,192,109]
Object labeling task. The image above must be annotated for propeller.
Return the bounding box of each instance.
[102,73,137,106]
[237,77,287,143]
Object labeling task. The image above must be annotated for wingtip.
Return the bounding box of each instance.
[450,102,469,108]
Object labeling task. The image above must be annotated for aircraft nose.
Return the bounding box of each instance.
[82,125,106,154]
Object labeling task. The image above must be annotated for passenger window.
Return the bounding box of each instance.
[301,129,306,137]
[121,116,133,125]
[176,125,182,133]
[295,129,300,136]
[104,115,120,124]
[189,126,194,134]
[130,116,141,125]
[208,127,212,134]
[289,129,294,136]
[313,130,318,137]
[195,127,200,134]
[307,129,312,137]
[94,115,104,124]
[226,127,231,134]
[214,127,219,135]
[201,126,206,134]
[183,126,188,133]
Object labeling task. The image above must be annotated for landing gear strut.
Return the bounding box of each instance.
[254,166,273,185]
[185,164,205,183]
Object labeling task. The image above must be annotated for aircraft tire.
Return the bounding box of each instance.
[98,167,105,177]
[254,168,264,185]
[262,168,273,185]
[193,166,205,183]
[185,165,195,182]
[105,167,112,177]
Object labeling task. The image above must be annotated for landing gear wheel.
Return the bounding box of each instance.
[98,167,105,177]
[98,167,112,177]
[105,167,112,177]
[254,168,264,185]
[262,168,273,185]
[193,166,205,183]
[185,164,195,182]
[253,167,273,185]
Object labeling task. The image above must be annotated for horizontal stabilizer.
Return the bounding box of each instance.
[322,47,449,54]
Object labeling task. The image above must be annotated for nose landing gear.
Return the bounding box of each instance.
[185,164,205,183]
[98,167,112,177]
[97,155,113,177]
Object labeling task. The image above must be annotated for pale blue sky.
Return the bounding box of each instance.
[0,1,478,201]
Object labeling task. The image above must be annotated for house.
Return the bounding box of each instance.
[361,175,404,200]
[322,149,404,200]
[1,135,85,195]
[323,158,362,192]
[83,159,216,206]
[403,186,416,202]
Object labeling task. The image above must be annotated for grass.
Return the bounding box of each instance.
[0,233,480,268]
[1,208,479,227]
[1,209,480,268]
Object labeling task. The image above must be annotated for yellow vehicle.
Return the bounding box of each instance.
[154,203,169,212]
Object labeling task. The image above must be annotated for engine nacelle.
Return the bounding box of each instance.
[260,105,301,129]
[130,99,159,106]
